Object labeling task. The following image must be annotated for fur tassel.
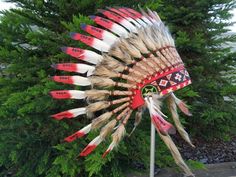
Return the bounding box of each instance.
[127,34,149,54]
[89,76,115,88]
[100,55,126,72]
[129,108,142,136]
[85,90,110,100]
[167,95,195,147]
[86,101,111,113]
[157,131,195,177]
[100,119,117,139]
[120,39,142,58]
[109,44,133,64]
[91,112,113,129]
[94,65,118,78]
[137,28,156,51]
[102,124,126,158]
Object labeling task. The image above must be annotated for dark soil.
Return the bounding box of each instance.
[176,136,236,164]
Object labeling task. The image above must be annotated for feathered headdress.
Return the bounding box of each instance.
[50,7,194,176]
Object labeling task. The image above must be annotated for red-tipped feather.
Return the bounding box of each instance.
[64,132,85,142]
[50,90,71,99]
[52,63,77,72]
[70,32,110,52]
[81,24,104,39]
[51,111,74,120]
[61,47,85,59]
[80,145,97,156]
[102,149,110,158]
[64,124,91,142]
[177,101,192,116]
[51,108,86,120]
[80,136,103,156]
[50,90,86,100]
[52,76,73,85]
[151,114,176,135]
[124,7,143,18]
[70,32,94,46]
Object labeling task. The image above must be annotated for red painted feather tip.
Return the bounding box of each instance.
[79,145,97,157]
[178,101,192,116]
[64,131,85,142]
[102,150,110,158]
[49,90,71,99]
[51,111,74,120]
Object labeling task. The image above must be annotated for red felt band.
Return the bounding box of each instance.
[130,66,191,109]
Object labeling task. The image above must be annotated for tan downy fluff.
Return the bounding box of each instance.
[85,90,110,100]
[111,123,126,147]
[127,34,149,54]
[129,108,142,136]
[101,55,127,72]
[167,95,195,147]
[94,65,137,82]
[87,101,111,112]
[120,38,142,58]
[137,28,156,51]
[90,76,135,89]
[89,76,115,88]
[100,55,143,77]
[91,111,113,129]
[100,119,117,139]
[94,65,119,78]
[157,130,195,177]
[109,43,133,64]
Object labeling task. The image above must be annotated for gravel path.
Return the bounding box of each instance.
[177,136,236,164]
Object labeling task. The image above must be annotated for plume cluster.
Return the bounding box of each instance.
[50,6,194,176]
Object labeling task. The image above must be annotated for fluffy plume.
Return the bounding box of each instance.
[87,101,111,113]
[167,95,195,147]
[127,34,149,54]
[102,123,126,158]
[85,90,110,100]
[129,108,142,136]
[94,65,118,78]
[120,38,142,58]
[100,55,126,72]
[91,112,113,129]
[157,131,195,177]
[137,28,156,51]
[100,119,117,139]
[108,43,133,64]
[89,76,115,88]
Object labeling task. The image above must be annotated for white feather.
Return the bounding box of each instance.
[71,76,91,86]
[141,16,153,25]
[93,38,111,52]
[89,135,103,146]
[111,23,128,37]
[68,90,86,99]
[126,17,142,28]
[76,64,95,76]
[120,19,137,33]
[80,123,92,135]
[69,107,86,117]
[136,18,147,27]
[83,50,103,64]
[102,31,118,45]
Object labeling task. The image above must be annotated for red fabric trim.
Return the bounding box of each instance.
[130,66,191,109]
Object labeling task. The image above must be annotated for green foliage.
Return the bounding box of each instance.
[0,0,236,177]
